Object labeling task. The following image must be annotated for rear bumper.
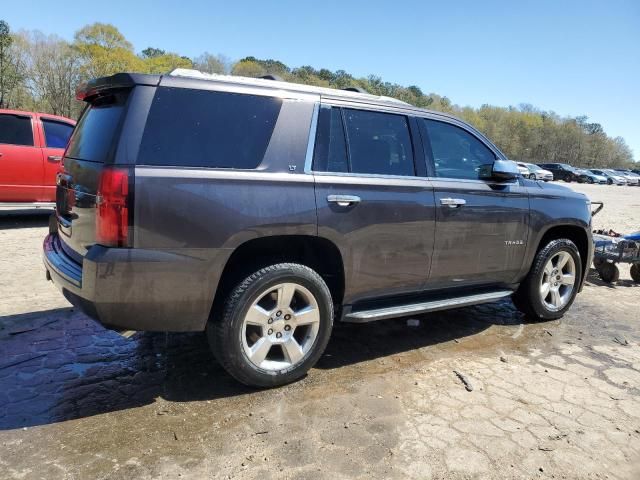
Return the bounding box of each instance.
[43,233,229,332]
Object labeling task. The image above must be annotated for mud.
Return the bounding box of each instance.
[1,184,639,479]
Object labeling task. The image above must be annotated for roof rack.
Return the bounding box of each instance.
[260,74,284,81]
[167,68,411,107]
[342,86,369,94]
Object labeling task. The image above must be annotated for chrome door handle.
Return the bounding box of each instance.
[327,194,361,207]
[440,198,466,208]
[47,155,62,162]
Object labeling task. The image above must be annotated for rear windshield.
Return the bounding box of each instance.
[66,91,129,162]
[137,87,282,169]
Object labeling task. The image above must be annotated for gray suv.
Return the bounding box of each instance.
[44,70,593,387]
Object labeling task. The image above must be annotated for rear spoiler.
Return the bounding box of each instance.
[76,73,161,101]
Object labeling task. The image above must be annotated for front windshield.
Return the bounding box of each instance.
[527,164,542,171]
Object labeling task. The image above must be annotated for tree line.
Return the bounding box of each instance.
[0,20,634,167]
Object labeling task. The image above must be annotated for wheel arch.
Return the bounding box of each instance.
[210,235,345,323]
[535,224,591,289]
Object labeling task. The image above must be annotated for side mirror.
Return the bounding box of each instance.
[479,160,520,182]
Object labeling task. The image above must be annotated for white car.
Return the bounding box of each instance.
[613,170,640,186]
[515,162,531,178]
[518,162,553,181]
[590,169,627,185]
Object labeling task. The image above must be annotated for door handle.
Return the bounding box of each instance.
[47,155,62,162]
[440,197,466,208]
[327,194,361,207]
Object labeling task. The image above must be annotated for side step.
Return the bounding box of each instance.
[343,290,513,323]
[0,202,55,210]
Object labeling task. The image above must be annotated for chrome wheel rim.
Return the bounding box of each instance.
[540,251,576,311]
[241,282,320,371]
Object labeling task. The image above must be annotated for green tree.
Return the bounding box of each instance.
[73,23,142,79]
[143,52,192,73]
[0,20,22,108]
[140,47,166,58]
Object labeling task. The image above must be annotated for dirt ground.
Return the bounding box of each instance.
[0,183,639,480]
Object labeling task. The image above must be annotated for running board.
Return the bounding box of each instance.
[0,202,55,210]
[343,290,513,323]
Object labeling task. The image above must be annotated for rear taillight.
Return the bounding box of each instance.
[96,167,132,247]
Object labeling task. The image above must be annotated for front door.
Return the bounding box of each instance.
[0,112,44,202]
[420,118,529,288]
[312,105,436,305]
[39,117,75,201]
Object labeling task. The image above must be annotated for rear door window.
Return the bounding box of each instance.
[137,87,282,169]
[0,114,34,146]
[42,119,74,149]
[343,109,415,176]
[66,91,129,162]
[313,106,349,173]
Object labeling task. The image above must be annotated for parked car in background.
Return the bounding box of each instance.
[612,169,640,186]
[0,109,76,205]
[518,162,553,181]
[589,169,627,185]
[515,162,532,178]
[537,163,578,182]
[575,169,607,184]
[44,70,593,387]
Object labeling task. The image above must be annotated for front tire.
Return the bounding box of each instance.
[207,263,334,387]
[513,239,582,320]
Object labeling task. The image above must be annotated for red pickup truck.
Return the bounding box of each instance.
[0,109,76,205]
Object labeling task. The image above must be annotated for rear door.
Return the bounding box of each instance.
[313,104,436,305]
[420,118,529,289]
[0,112,44,202]
[39,116,75,202]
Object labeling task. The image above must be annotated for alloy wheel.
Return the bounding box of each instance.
[540,251,576,311]
[241,282,320,371]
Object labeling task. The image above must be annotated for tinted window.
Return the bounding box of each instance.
[138,88,282,169]
[313,106,348,172]
[42,119,74,149]
[0,114,33,146]
[343,109,415,176]
[423,119,495,179]
[66,91,128,162]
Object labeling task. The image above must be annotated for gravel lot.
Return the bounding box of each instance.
[1,183,639,479]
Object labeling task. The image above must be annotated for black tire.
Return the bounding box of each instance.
[630,264,640,283]
[513,239,582,321]
[607,179,613,185]
[593,257,605,269]
[587,177,594,184]
[529,174,536,180]
[597,263,619,283]
[207,263,333,387]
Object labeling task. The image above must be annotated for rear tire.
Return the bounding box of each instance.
[513,239,582,321]
[207,263,333,387]
[630,264,640,283]
[529,174,536,180]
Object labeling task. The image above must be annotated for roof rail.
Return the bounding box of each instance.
[260,74,284,81]
[342,86,369,94]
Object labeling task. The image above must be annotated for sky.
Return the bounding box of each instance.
[3,0,639,161]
